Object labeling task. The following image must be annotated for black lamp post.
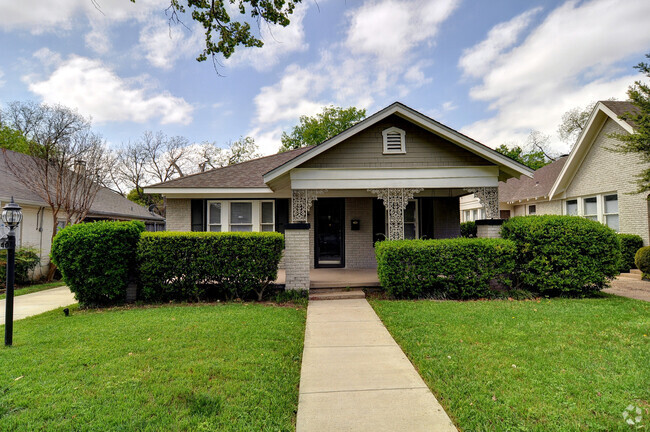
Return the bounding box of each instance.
[2,197,23,346]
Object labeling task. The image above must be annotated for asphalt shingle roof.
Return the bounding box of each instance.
[601,100,640,129]
[499,156,568,203]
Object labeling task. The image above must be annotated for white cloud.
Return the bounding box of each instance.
[248,0,460,154]
[459,7,541,78]
[25,55,193,125]
[460,0,650,151]
[346,0,460,66]
[138,19,204,70]
[227,2,309,71]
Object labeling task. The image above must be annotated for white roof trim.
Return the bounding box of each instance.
[548,102,633,199]
[142,187,274,194]
[263,102,533,183]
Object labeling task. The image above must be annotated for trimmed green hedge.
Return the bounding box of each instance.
[375,238,516,299]
[501,215,620,295]
[618,234,644,272]
[51,221,145,306]
[0,247,40,286]
[137,232,284,302]
[460,221,477,238]
[635,246,650,279]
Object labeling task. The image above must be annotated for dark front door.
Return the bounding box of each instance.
[315,198,345,268]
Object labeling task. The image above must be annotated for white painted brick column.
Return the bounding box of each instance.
[476,219,504,238]
[285,223,311,291]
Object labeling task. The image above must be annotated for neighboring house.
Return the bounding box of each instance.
[144,102,532,290]
[1,149,165,279]
[461,100,650,245]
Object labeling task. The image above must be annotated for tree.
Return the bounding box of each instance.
[495,144,550,170]
[1,101,107,280]
[279,106,367,152]
[0,125,31,154]
[611,53,650,194]
[558,102,597,146]
[132,0,301,64]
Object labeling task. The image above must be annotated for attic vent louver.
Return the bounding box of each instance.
[382,127,406,154]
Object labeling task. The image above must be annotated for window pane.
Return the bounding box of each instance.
[404,201,416,223]
[584,197,597,215]
[261,202,274,224]
[404,223,416,239]
[230,202,252,224]
[529,205,536,215]
[209,225,221,232]
[585,215,598,221]
[230,225,252,232]
[209,202,221,224]
[604,194,618,214]
[261,224,274,232]
[566,200,578,216]
[606,214,619,231]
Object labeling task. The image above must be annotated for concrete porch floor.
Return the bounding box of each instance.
[275,268,380,289]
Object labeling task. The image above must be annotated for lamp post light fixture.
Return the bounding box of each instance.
[2,197,23,346]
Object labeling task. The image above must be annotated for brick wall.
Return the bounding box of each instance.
[166,199,191,231]
[285,228,310,290]
[344,197,377,268]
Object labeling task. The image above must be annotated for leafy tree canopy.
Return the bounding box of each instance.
[279,106,366,152]
[611,53,650,194]
[133,0,301,63]
[495,144,551,170]
[0,125,31,154]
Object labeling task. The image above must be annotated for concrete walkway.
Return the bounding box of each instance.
[0,286,77,321]
[296,298,457,432]
[604,278,650,302]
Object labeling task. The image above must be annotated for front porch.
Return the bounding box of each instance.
[275,268,380,289]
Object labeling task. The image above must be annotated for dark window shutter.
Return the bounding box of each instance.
[372,198,386,243]
[275,199,290,234]
[419,197,434,239]
[191,199,205,232]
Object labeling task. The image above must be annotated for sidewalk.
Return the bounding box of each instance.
[0,286,77,321]
[296,298,457,432]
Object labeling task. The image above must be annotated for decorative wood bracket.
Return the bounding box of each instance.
[466,187,499,219]
[368,188,422,240]
[291,189,327,223]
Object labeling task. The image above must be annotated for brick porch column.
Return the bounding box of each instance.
[475,219,505,238]
[284,223,311,291]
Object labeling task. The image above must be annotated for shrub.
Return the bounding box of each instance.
[137,232,284,302]
[635,246,650,279]
[618,234,644,272]
[460,221,477,238]
[501,215,620,295]
[375,238,516,299]
[0,247,40,287]
[51,221,145,306]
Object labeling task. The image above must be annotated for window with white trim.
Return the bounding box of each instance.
[382,127,406,154]
[604,194,619,231]
[260,201,275,232]
[583,197,598,221]
[230,202,253,232]
[566,199,578,216]
[208,202,222,232]
[385,200,418,239]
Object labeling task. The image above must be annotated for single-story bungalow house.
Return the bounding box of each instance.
[144,102,532,290]
[460,100,650,245]
[1,149,165,279]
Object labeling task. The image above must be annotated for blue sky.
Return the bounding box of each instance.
[2,0,649,156]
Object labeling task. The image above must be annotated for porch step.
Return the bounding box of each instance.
[630,269,642,275]
[618,272,643,281]
[309,288,366,301]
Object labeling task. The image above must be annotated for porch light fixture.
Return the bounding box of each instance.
[2,197,23,346]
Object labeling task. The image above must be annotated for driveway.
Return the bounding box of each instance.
[0,286,77,321]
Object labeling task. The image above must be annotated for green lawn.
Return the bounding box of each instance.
[0,302,306,431]
[371,296,650,431]
[0,281,66,300]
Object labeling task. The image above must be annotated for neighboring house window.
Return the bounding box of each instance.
[230,202,253,232]
[56,219,67,234]
[583,197,598,221]
[208,202,222,232]
[604,194,619,232]
[463,210,471,222]
[382,127,406,154]
[260,201,275,232]
[566,199,578,216]
[528,205,536,215]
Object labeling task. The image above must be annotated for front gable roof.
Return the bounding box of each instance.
[263,102,533,183]
[549,101,638,199]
